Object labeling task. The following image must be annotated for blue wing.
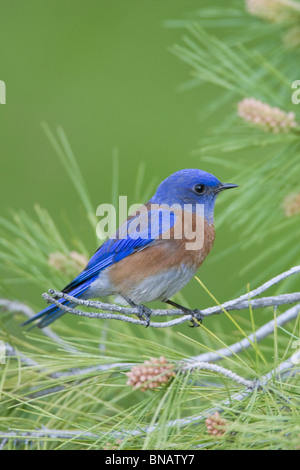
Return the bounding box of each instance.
[23,207,176,328]
[63,207,176,292]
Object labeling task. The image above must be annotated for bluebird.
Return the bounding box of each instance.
[23,169,238,328]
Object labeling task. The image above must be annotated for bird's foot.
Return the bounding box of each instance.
[120,293,152,327]
[187,309,204,328]
[136,304,152,327]
[165,300,203,327]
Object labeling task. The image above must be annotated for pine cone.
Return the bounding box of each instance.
[205,412,228,437]
[126,356,175,391]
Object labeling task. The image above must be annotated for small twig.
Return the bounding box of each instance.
[51,362,132,378]
[4,340,131,380]
[0,299,35,318]
[5,343,42,369]
[180,361,255,388]
[224,265,300,305]
[0,429,99,442]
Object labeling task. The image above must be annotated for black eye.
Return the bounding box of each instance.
[194,184,205,194]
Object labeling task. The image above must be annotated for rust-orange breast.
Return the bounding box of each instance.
[108,207,215,291]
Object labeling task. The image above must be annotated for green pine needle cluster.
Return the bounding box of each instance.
[168,1,300,288]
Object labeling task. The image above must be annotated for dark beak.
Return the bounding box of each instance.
[216,183,238,193]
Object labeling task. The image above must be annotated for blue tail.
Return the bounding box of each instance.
[22,298,72,329]
[23,277,96,329]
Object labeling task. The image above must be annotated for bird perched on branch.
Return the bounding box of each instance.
[23,169,238,328]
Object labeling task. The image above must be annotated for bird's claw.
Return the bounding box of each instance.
[165,299,203,328]
[188,309,204,328]
[136,305,152,328]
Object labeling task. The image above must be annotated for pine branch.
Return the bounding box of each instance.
[38,265,300,328]
[1,267,299,448]
[155,353,300,435]
[0,353,298,445]
[4,301,297,388]
[179,361,254,388]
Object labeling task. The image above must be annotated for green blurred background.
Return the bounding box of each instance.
[0,0,247,314]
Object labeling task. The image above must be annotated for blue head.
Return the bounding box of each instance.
[150,169,238,223]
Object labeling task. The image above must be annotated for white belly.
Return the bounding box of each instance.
[85,263,195,305]
[114,264,196,304]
